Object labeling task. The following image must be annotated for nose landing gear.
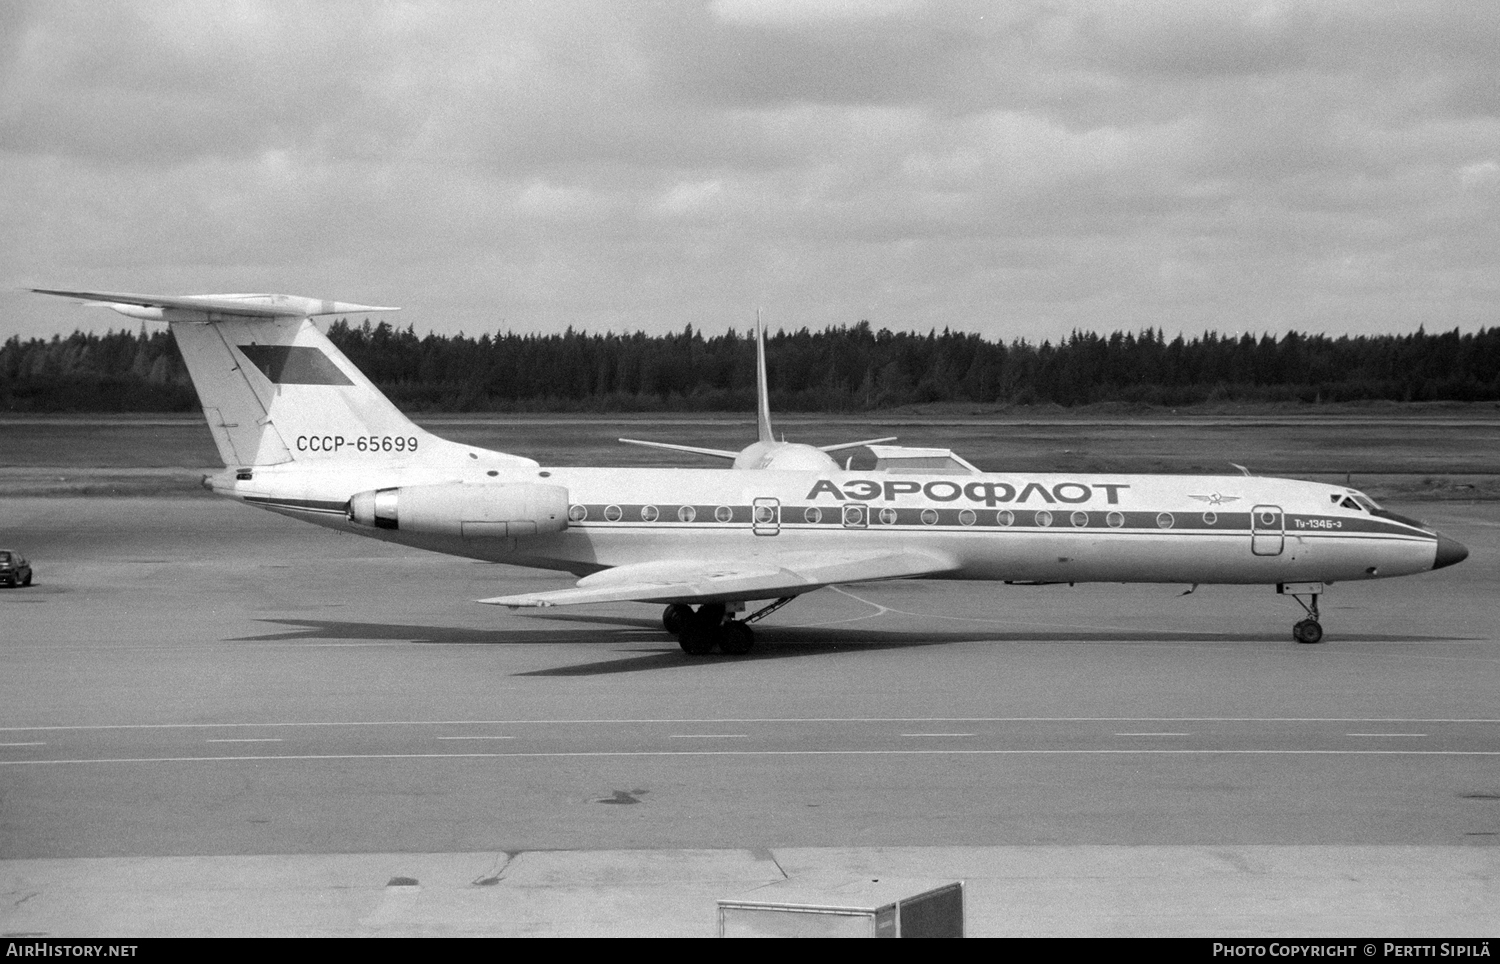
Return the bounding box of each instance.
[1279,582,1325,644]
[1293,618,1323,645]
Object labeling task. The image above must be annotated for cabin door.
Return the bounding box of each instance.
[752,498,780,536]
[1251,505,1284,556]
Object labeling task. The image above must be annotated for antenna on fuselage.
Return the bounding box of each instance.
[755,308,774,445]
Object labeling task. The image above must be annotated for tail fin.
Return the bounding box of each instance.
[171,313,433,468]
[31,289,531,470]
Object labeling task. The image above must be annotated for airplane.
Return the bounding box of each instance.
[618,313,896,471]
[33,287,1469,654]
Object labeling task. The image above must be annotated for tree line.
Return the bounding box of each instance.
[3,320,1499,413]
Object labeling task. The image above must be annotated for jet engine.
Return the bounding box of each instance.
[346,482,569,540]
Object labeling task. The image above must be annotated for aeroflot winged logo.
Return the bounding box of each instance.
[806,478,1130,506]
[237,345,353,386]
[1188,493,1242,505]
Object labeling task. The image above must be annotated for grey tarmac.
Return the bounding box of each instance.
[1,497,1497,937]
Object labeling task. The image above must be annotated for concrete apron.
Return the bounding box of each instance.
[3,845,1497,937]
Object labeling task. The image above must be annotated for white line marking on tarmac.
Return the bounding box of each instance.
[794,586,891,628]
[5,749,1500,766]
[0,742,45,747]
[670,734,748,739]
[1347,733,1428,737]
[902,733,974,737]
[1116,733,1192,737]
[437,736,515,741]
[205,738,283,743]
[286,643,417,648]
[2,717,1497,731]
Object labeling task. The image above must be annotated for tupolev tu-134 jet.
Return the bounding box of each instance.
[34,288,1469,654]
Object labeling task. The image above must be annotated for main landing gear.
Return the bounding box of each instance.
[1278,582,1324,644]
[663,598,795,657]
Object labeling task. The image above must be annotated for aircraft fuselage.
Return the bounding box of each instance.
[219,463,1452,590]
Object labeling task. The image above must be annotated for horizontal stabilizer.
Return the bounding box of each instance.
[30,288,398,319]
[479,548,959,608]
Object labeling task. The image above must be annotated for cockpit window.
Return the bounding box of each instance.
[1333,492,1382,512]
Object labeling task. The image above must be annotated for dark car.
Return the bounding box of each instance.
[0,550,32,587]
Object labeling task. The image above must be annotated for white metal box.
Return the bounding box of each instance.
[718,878,963,938]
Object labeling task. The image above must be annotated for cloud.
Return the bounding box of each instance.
[4,0,1500,346]
[712,0,930,28]
[1459,158,1500,187]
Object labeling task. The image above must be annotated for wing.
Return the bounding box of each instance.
[617,438,740,460]
[817,436,898,453]
[479,548,958,608]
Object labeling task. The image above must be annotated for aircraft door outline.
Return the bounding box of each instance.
[1252,504,1284,556]
[753,497,780,536]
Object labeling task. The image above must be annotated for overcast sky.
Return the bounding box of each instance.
[4,0,1499,344]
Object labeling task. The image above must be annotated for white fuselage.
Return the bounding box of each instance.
[219,461,1444,591]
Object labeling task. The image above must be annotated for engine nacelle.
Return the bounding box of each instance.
[347,482,569,540]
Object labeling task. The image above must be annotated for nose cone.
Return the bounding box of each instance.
[1433,534,1469,570]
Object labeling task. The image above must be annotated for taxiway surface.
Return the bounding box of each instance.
[2,497,1496,936]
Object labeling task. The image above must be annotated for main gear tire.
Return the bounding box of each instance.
[678,629,716,655]
[678,603,727,656]
[719,622,755,656]
[662,604,691,635]
[1293,619,1324,644]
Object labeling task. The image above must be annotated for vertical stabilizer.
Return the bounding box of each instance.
[169,315,434,468]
